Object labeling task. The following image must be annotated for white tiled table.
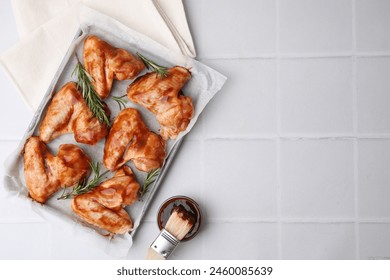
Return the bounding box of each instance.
[1,0,390,260]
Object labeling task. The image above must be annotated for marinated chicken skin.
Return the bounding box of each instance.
[71,166,140,234]
[39,82,108,145]
[127,66,194,139]
[23,137,90,203]
[83,35,145,99]
[103,108,166,172]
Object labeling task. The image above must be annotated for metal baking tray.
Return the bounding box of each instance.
[3,21,226,255]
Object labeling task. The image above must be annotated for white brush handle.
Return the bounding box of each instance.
[146,247,166,260]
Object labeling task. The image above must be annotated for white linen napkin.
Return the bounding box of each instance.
[1,0,196,111]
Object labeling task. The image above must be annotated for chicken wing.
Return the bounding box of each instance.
[127,66,194,139]
[39,82,109,145]
[71,166,140,234]
[83,35,145,99]
[103,108,166,172]
[23,137,90,203]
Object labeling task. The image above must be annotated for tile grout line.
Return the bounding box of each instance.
[204,218,390,223]
[203,135,390,141]
[275,0,282,261]
[197,52,390,61]
[351,0,360,260]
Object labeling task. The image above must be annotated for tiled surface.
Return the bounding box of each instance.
[280,140,354,218]
[200,0,276,58]
[356,57,390,133]
[359,223,390,259]
[1,0,390,260]
[358,139,390,218]
[356,0,390,52]
[281,223,356,259]
[0,141,18,186]
[143,139,203,222]
[202,59,277,137]
[204,139,277,220]
[279,0,352,53]
[280,58,353,135]
[0,69,33,140]
[0,223,51,259]
[202,223,278,259]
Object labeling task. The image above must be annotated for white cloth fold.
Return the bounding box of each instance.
[1,0,196,111]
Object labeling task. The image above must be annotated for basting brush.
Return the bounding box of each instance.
[146,204,196,260]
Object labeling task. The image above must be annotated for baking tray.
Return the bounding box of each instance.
[3,18,226,256]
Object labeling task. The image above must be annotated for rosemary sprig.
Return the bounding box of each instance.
[72,62,111,126]
[137,52,168,78]
[138,168,160,197]
[57,161,109,200]
[112,94,128,110]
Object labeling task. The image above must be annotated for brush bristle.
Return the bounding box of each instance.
[146,247,166,260]
[165,205,195,241]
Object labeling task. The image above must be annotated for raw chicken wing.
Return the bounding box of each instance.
[83,35,145,99]
[103,108,166,172]
[39,82,108,145]
[23,137,90,203]
[71,166,140,234]
[127,66,194,139]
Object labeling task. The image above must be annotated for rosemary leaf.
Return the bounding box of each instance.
[112,94,128,110]
[57,161,109,200]
[138,168,160,197]
[72,62,110,127]
[137,52,168,78]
